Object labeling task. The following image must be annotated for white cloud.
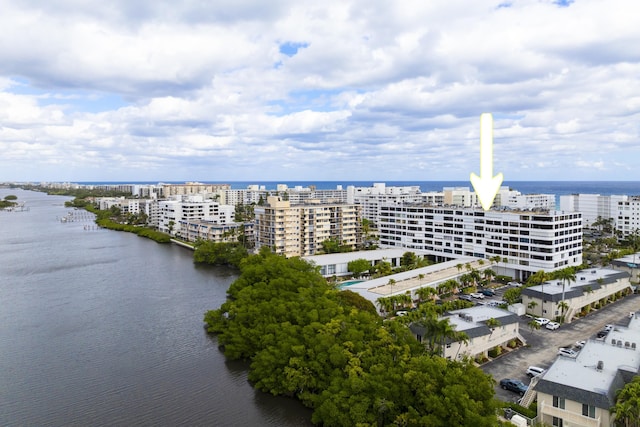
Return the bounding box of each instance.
[0,0,639,181]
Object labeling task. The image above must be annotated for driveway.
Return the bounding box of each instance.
[480,293,640,403]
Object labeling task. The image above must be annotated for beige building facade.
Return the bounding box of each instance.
[254,196,362,257]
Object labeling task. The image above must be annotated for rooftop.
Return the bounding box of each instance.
[522,267,630,301]
[536,315,640,408]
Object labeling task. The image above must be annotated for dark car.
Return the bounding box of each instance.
[480,289,496,296]
[500,379,528,396]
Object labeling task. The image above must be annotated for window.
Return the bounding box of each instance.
[552,416,563,427]
[553,395,565,409]
[582,404,596,418]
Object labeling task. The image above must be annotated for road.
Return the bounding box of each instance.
[479,290,640,403]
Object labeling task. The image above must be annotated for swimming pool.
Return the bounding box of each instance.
[338,280,364,289]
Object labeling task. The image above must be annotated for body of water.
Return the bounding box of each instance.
[0,189,312,426]
[74,180,640,196]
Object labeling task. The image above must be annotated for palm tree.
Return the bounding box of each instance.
[558,301,569,323]
[528,319,541,331]
[527,301,538,315]
[456,263,463,273]
[388,278,396,296]
[555,267,577,307]
[611,376,640,427]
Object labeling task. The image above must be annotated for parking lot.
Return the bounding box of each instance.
[478,289,640,403]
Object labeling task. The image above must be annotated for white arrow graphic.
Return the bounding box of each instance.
[470,113,503,211]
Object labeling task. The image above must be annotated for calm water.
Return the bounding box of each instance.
[0,189,312,426]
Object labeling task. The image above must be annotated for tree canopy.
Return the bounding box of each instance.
[204,248,499,426]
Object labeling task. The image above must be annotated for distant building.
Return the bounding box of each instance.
[559,193,627,229]
[534,314,640,427]
[521,268,633,323]
[616,197,640,236]
[409,305,524,361]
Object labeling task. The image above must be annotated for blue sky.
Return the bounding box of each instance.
[1,0,639,182]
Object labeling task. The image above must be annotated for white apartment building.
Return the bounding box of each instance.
[503,193,556,210]
[254,196,361,257]
[179,220,254,245]
[157,195,235,237]
[521,268,633,323]
[409,306,524,361]
[534,314,640,427]
[616,196,640,236]
[560,194,628,229]
[346,183,423,227]
[378,204,583,279]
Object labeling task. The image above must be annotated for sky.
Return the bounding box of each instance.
[1,0,639,182]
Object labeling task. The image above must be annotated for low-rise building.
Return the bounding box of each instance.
[179,220,254,245]
[610,252,640,283]
[303,249,423,278]
[534,314,640,427]
[521,268,633,323]
[409,305,524,361]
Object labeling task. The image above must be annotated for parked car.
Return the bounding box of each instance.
[480,289,496,296]
[596,330,608,339]
[534,317,550,326]
[470,292,485,299]
[575,340,586,349]
[604,324,615,332]
[545,321,560,330]
[526,366,546,377]
[500,378,528,396]
[458,294,473,301]
[558,348,578,358]
[507,281,522,287]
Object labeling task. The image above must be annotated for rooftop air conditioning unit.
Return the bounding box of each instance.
[596,360,604,371]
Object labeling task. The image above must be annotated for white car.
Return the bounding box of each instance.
[526,366,546,377]
[558,348,578,358]
[545,321,560,330]
[575,340,586,349]
[604,324,615,332]
[534,317,550,326]
[507,281,523,287]
[470,292,485,299]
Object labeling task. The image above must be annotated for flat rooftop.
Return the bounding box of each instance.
[537,316,640,406]
[343,257,490,308]
[525,267,627,296]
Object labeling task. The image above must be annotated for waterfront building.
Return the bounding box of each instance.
[254,196,361,257]
[179,220,254,245]
[409,306,524,361]
[378,205,583,280]
[303,248,425,278]
[157,195,235,238]
[521,268,633,323]
[533,313,640,427]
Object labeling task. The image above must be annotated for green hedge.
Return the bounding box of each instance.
[96,218,171,243]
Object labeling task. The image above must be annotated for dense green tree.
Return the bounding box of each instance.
[204,248,498,426]
[401,251,419,269]
[193,241,249,268]
[503,287,522,305]
[347,258,371,278]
